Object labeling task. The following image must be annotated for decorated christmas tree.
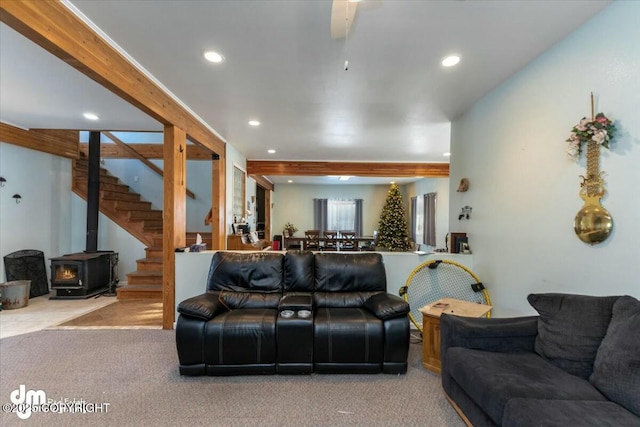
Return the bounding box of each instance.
[377,183,410,251]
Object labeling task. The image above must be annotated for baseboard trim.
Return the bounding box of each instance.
[444,390,474,427]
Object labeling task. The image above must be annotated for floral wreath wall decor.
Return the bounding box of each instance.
[567,93,616,245]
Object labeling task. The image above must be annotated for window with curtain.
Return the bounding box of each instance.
[314,199,363,235]
[411,193,435,246]
[232,165,246,222]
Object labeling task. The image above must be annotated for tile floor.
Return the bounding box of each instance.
[0,292,117,339]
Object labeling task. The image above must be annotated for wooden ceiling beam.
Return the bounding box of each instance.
[0,1,225,155]
[0,123,79,159]
[250,174,275,192]
[246,161,449,178]
[79,143,212,160]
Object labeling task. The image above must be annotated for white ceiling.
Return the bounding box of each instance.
[0,0,610,183]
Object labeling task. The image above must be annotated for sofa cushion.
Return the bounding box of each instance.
[314,253,386,292]
[204,308,278,366]
[218,290,281,309]
[207,251,284,292]
[314,291,381,308]
[502,398,640,427]
[590,295,640,417]
[283,251,314,292]
[527,293,618,379]
[446,348,608,426]
[314,307,384,365]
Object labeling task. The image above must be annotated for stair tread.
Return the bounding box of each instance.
[137,257,163,264]
[131,209,162,218]
[116,285,162,299]
[127,270,162,276]
[118,284,162,289]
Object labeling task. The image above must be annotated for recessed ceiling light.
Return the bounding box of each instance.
[203,50,224,63]
[248,120,261,127]
[267,149,276,154]
[287,180,293,183]
[443,152,451,157]
[442,55,461,67]
[83,112,99,120]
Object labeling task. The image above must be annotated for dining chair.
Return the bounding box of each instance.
[305,229,321,251]
[323,230,338,251]
[339,230,357,251]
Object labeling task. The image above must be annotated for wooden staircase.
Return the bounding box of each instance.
[72,158,211,299]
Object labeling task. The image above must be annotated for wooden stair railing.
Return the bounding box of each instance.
[101,131,196,199]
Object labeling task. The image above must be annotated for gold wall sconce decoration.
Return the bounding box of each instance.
[568,93,616,245]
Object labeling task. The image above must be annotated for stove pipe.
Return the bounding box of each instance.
[85,131,100,252]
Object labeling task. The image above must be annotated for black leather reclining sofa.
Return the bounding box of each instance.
[176,251,410,375]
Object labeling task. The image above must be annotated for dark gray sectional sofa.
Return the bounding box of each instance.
[441,293,640,426]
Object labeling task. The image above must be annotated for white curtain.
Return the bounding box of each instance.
[328,200,355,231]
[314,199,363,235]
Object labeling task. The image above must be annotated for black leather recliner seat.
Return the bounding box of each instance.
[175,251,410,376]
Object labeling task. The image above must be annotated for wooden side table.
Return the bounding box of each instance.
[420,298,492,373]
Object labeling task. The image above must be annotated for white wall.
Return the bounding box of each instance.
[246,176,257,232]
[226,143,246,236]
[0,143,72,282]
[0,142,162,283]
[449,1,640,316]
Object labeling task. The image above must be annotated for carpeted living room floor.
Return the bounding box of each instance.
[0,329,464,427]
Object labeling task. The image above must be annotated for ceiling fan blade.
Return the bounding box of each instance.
[331,0,358,39]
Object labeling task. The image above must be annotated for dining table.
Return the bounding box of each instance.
[283,236,375,251]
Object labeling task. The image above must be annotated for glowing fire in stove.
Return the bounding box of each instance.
[59,268,76,280]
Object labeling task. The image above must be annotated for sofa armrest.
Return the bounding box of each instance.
[364,293,410,320]
[177,293,227,321]
[440,314,539,356]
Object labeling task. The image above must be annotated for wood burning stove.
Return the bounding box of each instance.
[48,131,120,300]
[50,251,117,299]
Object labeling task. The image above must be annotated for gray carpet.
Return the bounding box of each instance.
[0,330,463,426]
